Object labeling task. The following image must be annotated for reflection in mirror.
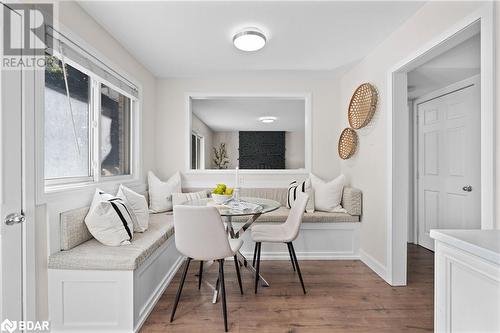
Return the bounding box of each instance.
[190,97,306,170]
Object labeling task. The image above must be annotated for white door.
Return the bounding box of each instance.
[0,3,24,325]
[417,77,481,251]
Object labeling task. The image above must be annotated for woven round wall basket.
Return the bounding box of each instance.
[348,83,378,129]
[338,128,358,160]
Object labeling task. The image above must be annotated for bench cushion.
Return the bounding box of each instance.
[186,186,362,217]
[49,213,174,271]
[60,206,93,251]
[230,207,360,223]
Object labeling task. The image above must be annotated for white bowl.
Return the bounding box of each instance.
[211,193,232,204]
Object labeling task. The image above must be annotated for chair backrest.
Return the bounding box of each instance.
[283,192,309,241]
[173,206,234,260]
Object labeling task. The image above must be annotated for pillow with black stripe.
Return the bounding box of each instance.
[85,189,134,246]
[287,179,315,213]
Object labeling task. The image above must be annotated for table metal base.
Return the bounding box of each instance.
[197,214,271,304]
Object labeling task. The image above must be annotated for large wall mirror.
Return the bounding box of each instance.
[187,94,311,172]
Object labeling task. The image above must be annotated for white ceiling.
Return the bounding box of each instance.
[192,98,305,132]
[408,33,480,99]
[78,1,425,78]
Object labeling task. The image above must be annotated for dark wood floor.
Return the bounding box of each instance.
[141,244,434,332]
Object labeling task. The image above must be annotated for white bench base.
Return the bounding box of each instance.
[48,237,183,333]
[237,222,361,260]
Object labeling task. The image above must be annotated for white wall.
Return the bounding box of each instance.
[408,33,481,99]
[156,72,345,186]
[191,114,214,168]
[286,131,306,169]
[35,2,157,321]
[338,1,494,276]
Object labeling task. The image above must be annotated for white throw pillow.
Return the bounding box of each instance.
[117,185,149,232]
[287,179,315,213]
[310,174,347,213]
[85,189,134,246]
[172,190,208,207]
[148,171,182,213]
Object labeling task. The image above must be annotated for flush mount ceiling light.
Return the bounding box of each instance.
[259,116,277,123]
[233,28,267,52]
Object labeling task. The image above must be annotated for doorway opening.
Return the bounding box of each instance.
[408,33,481,252]
[387,3,495,286]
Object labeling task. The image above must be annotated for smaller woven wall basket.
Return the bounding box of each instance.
[338,128,358,160]
[348,83,378,129]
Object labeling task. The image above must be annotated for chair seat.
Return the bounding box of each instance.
[251,224,294,243]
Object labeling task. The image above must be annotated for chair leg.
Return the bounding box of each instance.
[219,259,228,332]
[252,242,258,267]
[289,242,306,294]
[234,255,244,295]
[198,261,203,290]
[287,243,296,272]
[170,257,192,322]
[254,242,262,294]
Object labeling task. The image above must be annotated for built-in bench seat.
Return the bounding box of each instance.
[188,186,362,223]
[48,186,362,333]
[48,213,174,271]
[48,205,182,333]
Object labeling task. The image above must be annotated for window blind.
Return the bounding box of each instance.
[45,25,139,99]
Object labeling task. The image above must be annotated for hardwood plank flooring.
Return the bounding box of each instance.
[141,244,433,332]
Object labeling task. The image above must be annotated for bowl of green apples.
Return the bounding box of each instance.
[211,183,234,204]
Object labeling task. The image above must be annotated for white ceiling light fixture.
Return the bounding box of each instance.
[259,116,277,123]
[233,28,267,52]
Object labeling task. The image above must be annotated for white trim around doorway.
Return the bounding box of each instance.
[386,3,495,286]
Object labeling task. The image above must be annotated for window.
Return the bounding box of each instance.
[191,132,204,170]
[44,53,137,188]
[44,55,91,182]
[100,84,131,177]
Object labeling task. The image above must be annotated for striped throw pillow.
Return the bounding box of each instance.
[172,190,208,207]
[85,189,135,246]
[287,179,315,213]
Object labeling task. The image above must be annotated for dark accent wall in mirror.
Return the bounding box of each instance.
[239,131,285,169]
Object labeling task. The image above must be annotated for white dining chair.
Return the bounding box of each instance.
[251,192,309,294]
[171,206,244,332]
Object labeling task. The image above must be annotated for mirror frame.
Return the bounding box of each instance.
[185,92,312,174]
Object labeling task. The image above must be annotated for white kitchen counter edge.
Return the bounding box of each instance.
[430,229,500,265]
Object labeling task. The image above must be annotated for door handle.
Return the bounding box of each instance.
[462,185,472,192]
[4,213,25,226]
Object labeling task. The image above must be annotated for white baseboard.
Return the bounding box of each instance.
[360,249,388,283]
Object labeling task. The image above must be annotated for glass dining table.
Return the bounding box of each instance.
[181,196,281,303]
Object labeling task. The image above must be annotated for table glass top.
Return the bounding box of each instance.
[181,197,281,217]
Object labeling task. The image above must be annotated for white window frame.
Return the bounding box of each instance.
[37,43,141,198]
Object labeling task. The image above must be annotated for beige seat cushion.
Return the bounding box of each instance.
[49,213,174,271]
[230,207,360,223]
